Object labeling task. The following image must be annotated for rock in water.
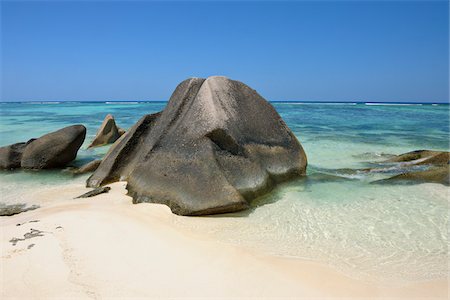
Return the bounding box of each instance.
[21,125,86,169]
[384,150,449,165]
[0,139,37,170]
[87,76,307,215]
[88,114,123,148]
[0,142,27,169]
[374,166,449,186]
[375,149,450,186]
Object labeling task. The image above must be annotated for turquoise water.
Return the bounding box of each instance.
[0,101,448,283]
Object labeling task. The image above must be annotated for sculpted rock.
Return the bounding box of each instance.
[88,114,124,148]
[21,125,86,169]
[88,76,307,215]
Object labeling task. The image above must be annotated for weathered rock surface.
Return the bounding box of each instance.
[87,76,307,215]
[21,125,86,169]
[75,187,111,198]
[88,114,124,148]
[71,159,102,175]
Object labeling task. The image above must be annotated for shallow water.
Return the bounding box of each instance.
[0,101,448,283]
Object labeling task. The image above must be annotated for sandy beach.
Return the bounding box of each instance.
[1,182,447,299]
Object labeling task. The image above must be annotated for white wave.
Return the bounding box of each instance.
[28,102,61,104]
[276,102,357,105]
[365,103,422,106]
[105,101,140,104]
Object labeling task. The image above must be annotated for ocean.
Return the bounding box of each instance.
[0,101,448,284]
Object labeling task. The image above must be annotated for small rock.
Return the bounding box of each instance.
[75,187,111,198]
[373,166,449,186]
[71,159,102,175]
[0,203,40,217]
[88,114,123,148]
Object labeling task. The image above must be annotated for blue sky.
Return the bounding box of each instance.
[1,1,448,102]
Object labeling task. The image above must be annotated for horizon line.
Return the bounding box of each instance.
[0,100,449,105]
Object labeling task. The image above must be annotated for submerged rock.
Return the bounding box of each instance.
[88,114,124,148]
[71,159,102,175]
[385,150,449,165]
[87,76,307,215]
[373,166,449,186]
[374,150,449,185]
[21,125,86,169]
[75,186,111,198]
[0,203,40,216]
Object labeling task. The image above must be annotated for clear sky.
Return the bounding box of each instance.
[1,0,448,102]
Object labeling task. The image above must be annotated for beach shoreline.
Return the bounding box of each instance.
[1,182,447,299]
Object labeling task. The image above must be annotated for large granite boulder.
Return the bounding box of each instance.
[88,114,124,148]
[87,76,307,215]
[21,125,86,169]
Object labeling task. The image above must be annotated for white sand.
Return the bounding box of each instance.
[1,182,447,299]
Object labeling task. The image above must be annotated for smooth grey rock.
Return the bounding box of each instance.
[21,125,86,169]
[87,76,307,215]
[88,114,122,148]
[75,186,111,198]
[0,203,40,216]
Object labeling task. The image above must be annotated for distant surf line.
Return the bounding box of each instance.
[0,101,447,106]
[364,103,423,106]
